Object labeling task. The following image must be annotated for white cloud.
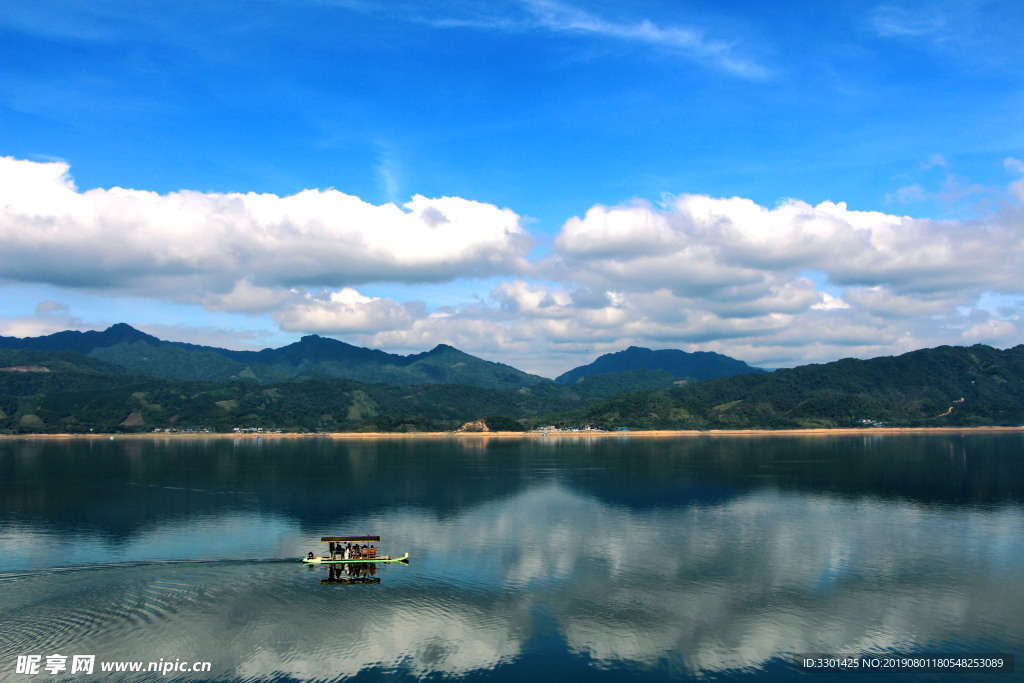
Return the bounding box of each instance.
[492,280,573,317]
[513,191,1024,370]
[275,288,420,334]
[0,309,91,339]
[1007,158,1024,204]
[204,278,294,315]
[960,317,1020,346]
[811,292,849,311]
[886,183,927,204]
[3,155,1023,376]
[0,156,531,298]
[842,286,965,318]
[553,194,1024,300]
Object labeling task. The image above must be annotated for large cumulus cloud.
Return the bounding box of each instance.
[553,194,1024,302]
[519,191,1024,369]
[2,155,1023,374]
[0,156,531,298]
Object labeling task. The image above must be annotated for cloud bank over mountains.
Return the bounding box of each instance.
[0,156,530,291]
[2,155,1022,375]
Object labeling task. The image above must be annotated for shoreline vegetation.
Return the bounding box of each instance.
[3,426,1022,440]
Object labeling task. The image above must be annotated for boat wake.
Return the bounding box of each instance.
[0,557,328,666]
[0,557,300,582]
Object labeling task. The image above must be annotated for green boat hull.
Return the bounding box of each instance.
[302,552,408,565]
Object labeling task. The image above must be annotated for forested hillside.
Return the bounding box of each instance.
[547,345,1024,429]
[0,324,550,389]
[4,340,1022,433]
[0,349,666,433]
[556,346,765,384]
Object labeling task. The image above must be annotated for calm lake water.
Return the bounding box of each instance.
[1,434,1022,681]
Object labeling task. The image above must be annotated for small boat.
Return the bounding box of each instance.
[301,535,409,564]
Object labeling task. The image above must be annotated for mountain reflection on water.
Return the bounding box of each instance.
[1,434,1022,681]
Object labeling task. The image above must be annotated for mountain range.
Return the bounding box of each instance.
[0,323,549,389]
[0,324,757,389]
[2,325,1022,432]
[0,324,762,433]
[552,344,1024,430]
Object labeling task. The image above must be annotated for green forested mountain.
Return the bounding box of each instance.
[547,344,1024,429]
[556,368,684,395]
[0,349,143,392]
[0,323,161,354]
[0,348,661,433]
[0,325,765,395]
[0,324,549,389]
[556,346,765,384]
[3,337,1023,433]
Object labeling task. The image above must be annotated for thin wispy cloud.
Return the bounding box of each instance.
[869,5,947,37]
[374,140,403,205]
[520,0,768,78]
[867,1,1024,71]
[414,0,767,79]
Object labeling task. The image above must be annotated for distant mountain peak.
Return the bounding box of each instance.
[428,343,460,353]
[556,346,763,384]
[103,323,160,343]
[0,322,162,354]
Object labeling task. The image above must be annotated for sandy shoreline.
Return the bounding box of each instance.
[2,426,1021,440]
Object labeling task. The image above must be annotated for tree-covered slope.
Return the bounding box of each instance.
[0,374,589,434]
[0,325,549,389]
[546,345,1024,429]
[5,340,1023,433]
[0,348,633,433]
[0,325,763,395]
[0,322,160,354]
[0,349,147,394]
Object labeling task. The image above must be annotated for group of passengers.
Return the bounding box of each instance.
[328,541,375,560]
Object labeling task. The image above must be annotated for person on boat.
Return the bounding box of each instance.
[344,544,351,560]
[361,544,368,558]
[329,542,336,558]
[307,552,315,560]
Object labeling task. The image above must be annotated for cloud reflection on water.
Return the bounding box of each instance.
[338,481,1024,676]
[3,472,1023,679]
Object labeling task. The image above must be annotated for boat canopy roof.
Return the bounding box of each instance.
[321,536,380,543]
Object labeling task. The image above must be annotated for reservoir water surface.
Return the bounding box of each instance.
[1,434,1022,681]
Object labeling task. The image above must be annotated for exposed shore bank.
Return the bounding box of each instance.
[2,426,1022,441]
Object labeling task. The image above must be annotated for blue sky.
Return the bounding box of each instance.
[2,0,1023,376]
